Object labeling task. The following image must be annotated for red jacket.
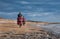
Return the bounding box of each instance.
[17,16,25,25]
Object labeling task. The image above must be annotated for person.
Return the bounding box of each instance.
[17,12,25,28]
[23,16,25,25]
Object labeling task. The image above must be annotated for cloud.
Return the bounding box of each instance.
[4,7,15,10]
[17,1,30,4]
[20,6,32,10]
[46,2,60,5]
[16,0,60,5]
[0,1,11,7]
[24,11,60,22]
[16,1,44,5]
[0,0,60,12]
[21,1,29,4]
[26,6,32,9]
[27,12,52,17]
[0,11,60,22]
[28,14,42,17]
[0,0,60,22]
[0,1,15,12]
[0,12,19,19]
[0,12,18,15]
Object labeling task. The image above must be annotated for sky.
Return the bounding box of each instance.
[0,0,60,22]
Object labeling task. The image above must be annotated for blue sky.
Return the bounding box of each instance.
[0,0,60,22]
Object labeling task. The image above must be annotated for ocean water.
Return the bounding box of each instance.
[30,24,60,34]
[37,24,60,34]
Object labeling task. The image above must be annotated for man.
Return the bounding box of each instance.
[17,12,25,28]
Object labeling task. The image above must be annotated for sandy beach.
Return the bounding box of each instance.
[0,19,60,39]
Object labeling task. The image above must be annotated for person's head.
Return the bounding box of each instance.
[18,12,22,17]
[19,12,22,15]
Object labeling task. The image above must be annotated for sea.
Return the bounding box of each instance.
[30,24,60,35]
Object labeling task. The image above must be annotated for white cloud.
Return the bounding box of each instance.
[0,1,14,10]
[20,6,32,10]
[4,7,15,10]
[42,12,51,16]
[0,2,11,7]
[46,2,60,5]
[0,11,60,22]
[37,8,44,11]
[26,12,52,17]
[17,1,60,5]
[17,1,29,4]
[28,14,42,17]
[26,6,32,9]
[16,1,43,4]
[0,12,18,15]
[21,1,29,4]
[0,12,54,17]
[25,12,60,22]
